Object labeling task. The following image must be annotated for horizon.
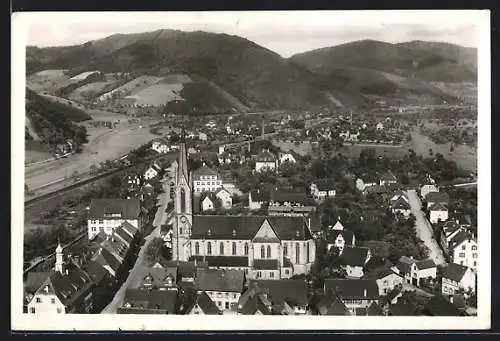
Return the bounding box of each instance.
[22,11,478,58]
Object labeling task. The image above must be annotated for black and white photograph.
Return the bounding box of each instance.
[11,10,490,330]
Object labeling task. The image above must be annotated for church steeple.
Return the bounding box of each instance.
[55,241,64,274]
[178,142,189,185]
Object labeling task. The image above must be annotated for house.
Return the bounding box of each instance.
[316,289,350,315]
[192,163,223,193]
[25,244,94,314]
[425,191,450,209]
[87,198,142,240]
[441,263,476,296]
[123,173,141,191]
[255,150,278,173]
[392,256,437,287]
[390,190,408,205]
[279,152,297,165]
[198,132,208,141]
[338,246,371,278]
[128,264,178,291]
[365,268,404,296]
[376,122,384,130]
[238,279,309,315]
[118,289,177,314]
[451,235,478,271]
[310,179,336,201]
[248,189,270,210]
[201,193,217,212]
[323,279,379,315]
[422,295,462,316]
[144,162,162,180]
[185,291,222,315]
[379,171,397,187]
[420,184,439,199]
[327,228,356,252]
[429,203,449,224]
[356,176,378,192]
[194,268,245,314]
[268,189,316,207]
[151,140,169,154]
[215,188,233,209]
[391,196,412,218]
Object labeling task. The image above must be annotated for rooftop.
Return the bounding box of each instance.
[324,279,379,300]
[195,268,245,293]
[442,263,470,283]
[88,198,141,220]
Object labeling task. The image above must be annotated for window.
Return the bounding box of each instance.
[225,302,229,309]
[261,245,265,258]
[99,220,104,224]
[284,243,288,257]
[285,269,289,275]
[220,242,224,255]
[459,252,465,257]
[460,261,464,265]
[267,245,271,258]
[473,253,478,258]
[180,227,183,235]
[383,280,388,285]
[296,243,300,263]
[384,288,388,294]
[207,242,212,255]
[244,243,249,255]
[306,243,310,263]
[51,298,55,304]
[257,271,262,278]
[194,311,199,315]
[57,308,62,314]
[270,272,274,278]
[232,242,236,255]
[473,261,477,266]
[233,294,237,299]
[462,245,466,250]
[472,245,477,251]
[218,301,222,307]
[30,307,35,314]
[195,242,200,255]
[180,189,186,213]
[36,297,41,303]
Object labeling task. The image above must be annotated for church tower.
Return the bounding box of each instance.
[172,142,193,261]
[55,242,64,274]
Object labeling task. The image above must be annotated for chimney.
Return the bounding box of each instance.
[363,289,367,297]
[194,258,197,267]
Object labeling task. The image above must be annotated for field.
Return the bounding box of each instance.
[126,83,184,106]
[98,75,164,101]
[70,71,99,80]
[272,139,312,155]
[27,69,69,92]
[410,131,477,173]
[431,82,477,101]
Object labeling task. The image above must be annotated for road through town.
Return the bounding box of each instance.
[101,178,172,313]
[406,189,446,265]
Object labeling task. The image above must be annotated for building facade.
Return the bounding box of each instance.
[87,199,142,240]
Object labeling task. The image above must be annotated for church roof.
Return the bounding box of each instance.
[190,215,312,241]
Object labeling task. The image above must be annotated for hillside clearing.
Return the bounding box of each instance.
[126,83,184,106]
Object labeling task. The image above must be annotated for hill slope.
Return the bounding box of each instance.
[27,30,337,111]
[290,39,477,83]
[25,88,90,149]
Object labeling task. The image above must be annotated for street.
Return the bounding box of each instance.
[101,226,161,313]
[101,177,172,313]
[406,189,446,265]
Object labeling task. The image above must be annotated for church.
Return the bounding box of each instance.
[169,143,316,280]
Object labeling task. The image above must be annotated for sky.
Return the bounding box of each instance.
[21,11,479,58]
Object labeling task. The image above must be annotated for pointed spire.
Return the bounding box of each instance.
[178,142,189,183]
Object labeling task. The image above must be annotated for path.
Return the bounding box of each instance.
[101,226,161,314]
[406,189,446,265]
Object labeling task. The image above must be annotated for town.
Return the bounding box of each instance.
[23,109,478,317]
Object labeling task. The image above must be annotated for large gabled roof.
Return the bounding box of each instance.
[190,215,312,241]
[186,291,221,315]
[442,263,470,283]
[195,268,245,293]
[88,198,141,220]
